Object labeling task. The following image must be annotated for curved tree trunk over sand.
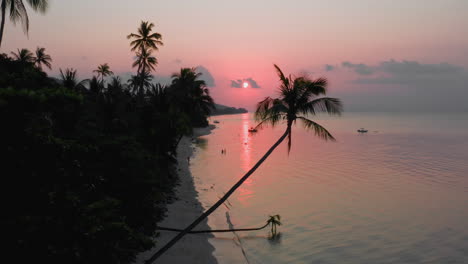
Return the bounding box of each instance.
[145,127,290,263]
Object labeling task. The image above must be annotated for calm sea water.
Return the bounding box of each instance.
[190,112,468,264]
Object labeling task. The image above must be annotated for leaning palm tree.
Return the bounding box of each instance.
[34,47,52,70]
[0,0,49,47]
[127,21,163,53]
[93,63,113,83]
[145,64,343,263]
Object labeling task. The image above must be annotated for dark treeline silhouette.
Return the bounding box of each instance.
[211,103,248,116]
[0,21,214,264]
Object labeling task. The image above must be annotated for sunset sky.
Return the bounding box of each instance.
[2,0,468,111]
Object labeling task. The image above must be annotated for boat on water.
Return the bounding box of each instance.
[357,128,368,133]
[248,127,258,132]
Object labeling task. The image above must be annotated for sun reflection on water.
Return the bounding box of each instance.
[238,113,254,205]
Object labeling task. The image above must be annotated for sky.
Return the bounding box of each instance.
[2,0,468,111]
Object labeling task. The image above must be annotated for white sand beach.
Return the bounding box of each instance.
[136,126,217,264]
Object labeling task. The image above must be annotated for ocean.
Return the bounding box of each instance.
[190,112,468,264]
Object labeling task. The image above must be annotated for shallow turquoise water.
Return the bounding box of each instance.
[191,112,468,264]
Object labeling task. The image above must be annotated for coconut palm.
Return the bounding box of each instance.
[59,68,87,91]
[11,48,34,63]
[169,67,215,126]
[93,63,113,83]
[132,47,157,76]
[0,0,49,47]
[127,21,163,96]
[145,64,343,263]
[127,71,153,95]
[34,47,52,70]
[267,215,282,235]
[127,21,163,53]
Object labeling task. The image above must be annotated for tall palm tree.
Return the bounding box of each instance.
[93,63,113,83]
[145,64,343,263]
[0,0,49,47]
[59,68,87,91]
[34,47,52,70]
[11,48,34,63]
[128,21,163,93]
[127,21,163,53]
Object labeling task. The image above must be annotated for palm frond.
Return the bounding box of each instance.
[26,0,48,13]
[298,116,336,141]
[301,97,343,116]
[10,0,29,34]
[254,114,285,130]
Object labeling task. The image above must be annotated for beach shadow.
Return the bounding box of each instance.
[195,138,208,149]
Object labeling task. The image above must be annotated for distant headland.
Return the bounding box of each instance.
[211,103,248,116]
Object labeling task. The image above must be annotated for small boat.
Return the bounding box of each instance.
[213,120,220,124]
[248,127,258,133]
[357,128,368,133]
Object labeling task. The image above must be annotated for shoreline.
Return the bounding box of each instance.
[136,125,217,264]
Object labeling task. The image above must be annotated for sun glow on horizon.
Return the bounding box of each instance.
[243,82,249,88]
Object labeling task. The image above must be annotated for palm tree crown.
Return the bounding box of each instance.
[34,47,52,70]
[59,68,87,91]
[93,63,113,82]
[170,67,215,124]
[127,21,163,52]
[255,64,343,152]
[132,48,157,74]
[0,0,49,47]
[11,48,34,63]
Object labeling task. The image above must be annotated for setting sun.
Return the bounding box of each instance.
[243,81,249,88]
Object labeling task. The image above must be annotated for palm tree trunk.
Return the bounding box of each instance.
[145,127,290,263]
[0,2,6,48]
[156,221,270,234]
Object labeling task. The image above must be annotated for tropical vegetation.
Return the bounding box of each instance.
[1,20,215,264]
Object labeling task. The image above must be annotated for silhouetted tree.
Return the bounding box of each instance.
[93,63,113,83]
[169,67,215,127]
[34,47,52,70]
[59,68,87,91]
[127,21,163,94]
[11,48,34,64]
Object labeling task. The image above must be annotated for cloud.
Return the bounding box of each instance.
[342,61,374,75]
[231,79,243,88]
[351,60,467,86]
[196,65,216,87]
[325,64,335,72]
[230,77,261,88]
[341,59,468,112]
[245,77,260,88]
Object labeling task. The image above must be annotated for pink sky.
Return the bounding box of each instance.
[2,0,468,111]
